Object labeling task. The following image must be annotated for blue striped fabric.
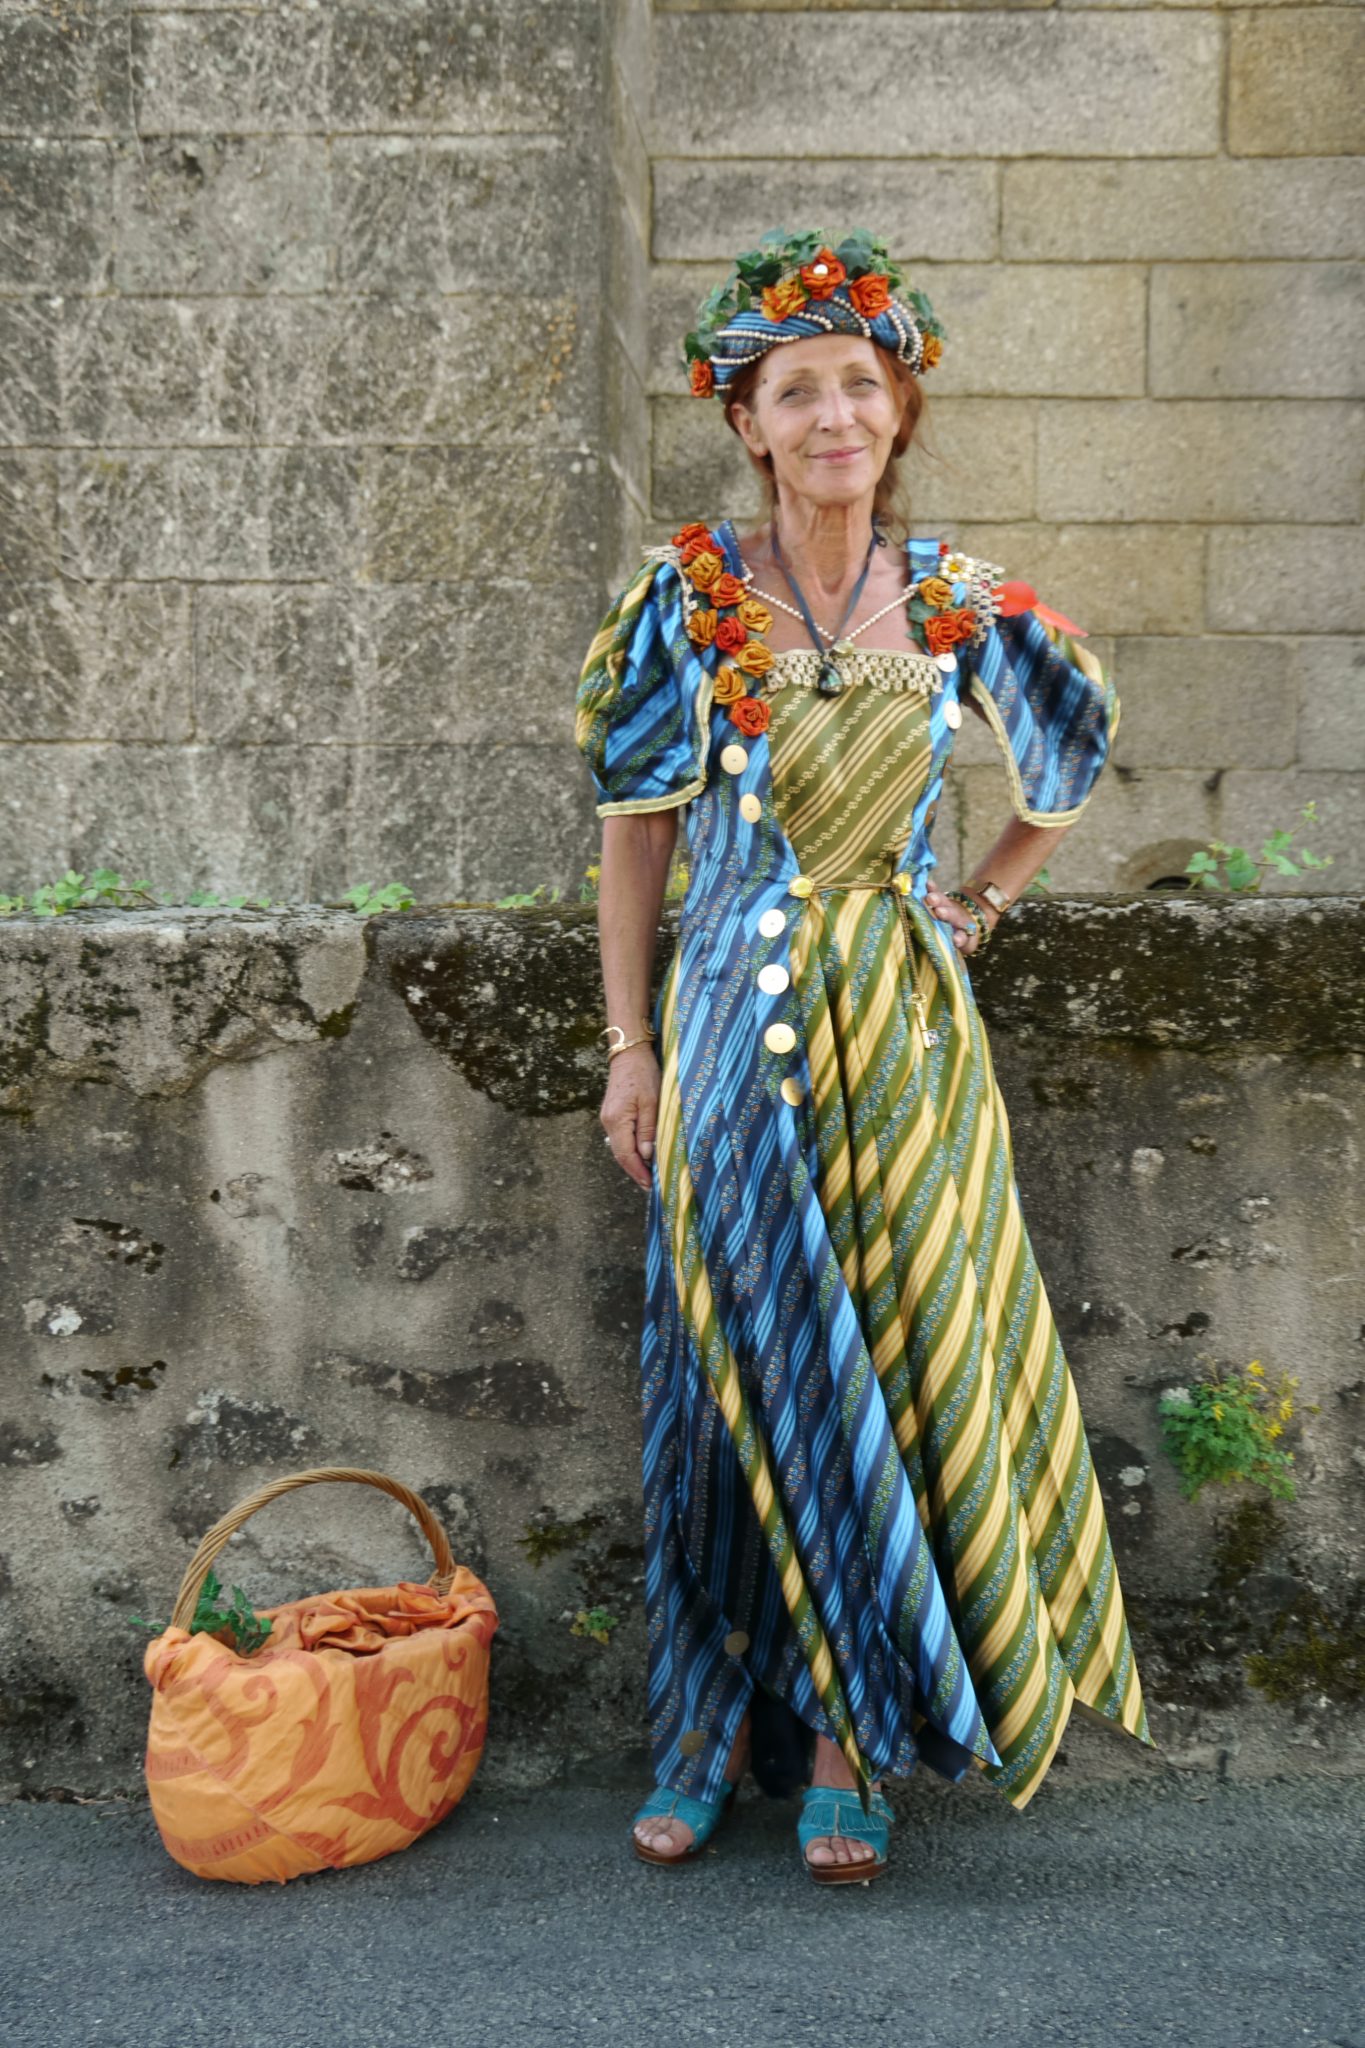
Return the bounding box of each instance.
[578,522,1140,1816]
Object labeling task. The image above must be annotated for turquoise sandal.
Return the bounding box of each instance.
[797,1784,894,1885]
[631,1781,738,1866]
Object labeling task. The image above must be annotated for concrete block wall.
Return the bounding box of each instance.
[646,1,1365,895]
[0,0,642,909]
[0,2,1360,909]
[1,898,1363,1796]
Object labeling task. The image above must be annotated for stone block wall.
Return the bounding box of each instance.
[1,898,1363,1796]
[0,2,1360,910]
[647,0,1365,895]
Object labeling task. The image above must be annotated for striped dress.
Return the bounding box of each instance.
[577,520,1157,1814]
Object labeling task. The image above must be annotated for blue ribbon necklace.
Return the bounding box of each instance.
[770,516,883,696]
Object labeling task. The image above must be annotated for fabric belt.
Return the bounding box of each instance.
[794,872,954,1052]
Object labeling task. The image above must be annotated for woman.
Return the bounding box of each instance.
[575,228,1157,1885]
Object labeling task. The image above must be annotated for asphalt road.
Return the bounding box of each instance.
[2,1762,1361,2048]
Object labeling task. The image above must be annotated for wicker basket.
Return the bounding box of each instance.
[142,1466,497,1884]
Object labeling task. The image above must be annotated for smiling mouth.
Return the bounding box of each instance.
[814,447,866,459]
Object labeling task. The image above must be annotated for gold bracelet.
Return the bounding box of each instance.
[602,1021,657,1058]
[945,890,991,950]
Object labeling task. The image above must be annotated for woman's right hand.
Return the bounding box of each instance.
[601,1044,660,1191]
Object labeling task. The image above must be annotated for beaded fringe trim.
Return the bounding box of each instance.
[762,646,945,697]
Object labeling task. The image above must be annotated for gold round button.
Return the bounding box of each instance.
[758,908,786,938]
[764,1022,797,1056]
[788,876,814,899]
[723,1630,750,1656]
[894,872,912,895]
[678,1729,706,1757]
[757,963,790,996]
[944,699,963,730]
[779,1077,805,1106]
[739,792,763,823]
[720,743,749,775]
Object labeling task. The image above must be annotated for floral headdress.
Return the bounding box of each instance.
[681,226,946,400]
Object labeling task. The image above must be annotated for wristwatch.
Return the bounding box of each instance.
[965,878,1012,915]
[961,880,1015,913]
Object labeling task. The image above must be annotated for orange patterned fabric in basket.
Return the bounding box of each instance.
[143,1567,498,1884]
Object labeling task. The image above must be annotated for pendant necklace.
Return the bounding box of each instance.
[769,516,881,696]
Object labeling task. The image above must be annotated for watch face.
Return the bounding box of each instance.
[980,882,1010,912]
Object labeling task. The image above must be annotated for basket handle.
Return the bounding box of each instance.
[170,1465,458,1632]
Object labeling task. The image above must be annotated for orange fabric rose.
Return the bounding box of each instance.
[673,521,714,549]
[690,359,715,398]
[924,614,959,655]
[714,615,747,654]
[848,273,892,319]
[710,571,745,609]
[762,277,808,322]
[735,640,775,678]
[737,597,773,634]
[687,551,723,593]
[687,608,718,650]
[712,664,747,704]
[918,575,954,610]
[681,534,720,567]
[949,608,977,644]
[921,334,943,369]
[800,249,846,301]
[730,696,771,737]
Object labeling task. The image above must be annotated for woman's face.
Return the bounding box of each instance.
[730,335,901,510]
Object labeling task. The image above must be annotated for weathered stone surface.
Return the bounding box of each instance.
[1229,8,1365,157]
[0,12,130,135]
[654,160,1000,264]
[1003,157,1365,262]
[0,901,1362,1796]
[950,522,1207,638]
[0,140,110,291]
[0,583,192,742]
[1207,527,1365,634]
[0,452,59,576]
[1108,639,1297,770]
[652,12,1221,157]
[1297,639,1365,772]
[1150,264,1365,399]
[110,136,331,296]
[1038,401,1364,523]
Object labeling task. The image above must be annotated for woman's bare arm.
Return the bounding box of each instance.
[926,814,1073,952]
[597,809,679,1189]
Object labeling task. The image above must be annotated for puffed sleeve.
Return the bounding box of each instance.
[574,550,712,818]
[959,571,1120,828]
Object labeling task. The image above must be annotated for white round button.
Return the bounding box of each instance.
[764,1022,797,1056]
[757,963,790,996]
[739,792,762,823]
[944,700,962,729]
[758,908,786,938]
[935,651,958,673]
[779,1077,805,1106]
[720,743,749,775]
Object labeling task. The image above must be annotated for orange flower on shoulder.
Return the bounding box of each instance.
[735,639,775,678]
[762,277,808,322]
[800,249,846,301]
[924,614,960,656]
[920,333,943,369]
[687,608,718,650]
[730,696,771,737]
[848,273,892,319]
[673,520,714,550]
[687,550,723,593]
[949,608,977,644]
[712,664,747,705]
[737,597,773,634]
[710,571,746,609]
[690,359,715,398]
[917,575,954,610]
[680,534,719,567]
[714,615,747,654]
